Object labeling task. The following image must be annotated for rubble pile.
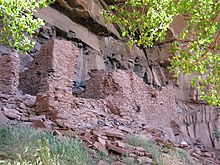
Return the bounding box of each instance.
[1,99,220,164]
[0,93,55,129]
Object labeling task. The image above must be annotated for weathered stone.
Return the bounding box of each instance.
[193,148,201,155]
[116,141,126,148]
[180,141,188,148]
[104,129,124,139]
[169,15,187,38]
[20,39,78,96]
[35,6,103,51]
[0,110,9,124]
[111,161,126,165]
[3,107,22,116]
[137,156,153,164]
[93,128,106,137]
[28,115,46,122]
[136,147,145,152]
[3,111,20,119]
[97,160,108,165]
[145,152,153,159]
[201,151,213,157]
[98,137,106,146]
[118,126,134,134]
[176,101,219,149]
[134,150,145,156]
[79,70,177,128]
[94,142,107,154]
[23,95,36,108]
[106,142,127,154]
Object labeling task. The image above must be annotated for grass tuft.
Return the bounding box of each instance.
[0,124,95,165]
[127,134,161,163]
[127,134,191,165]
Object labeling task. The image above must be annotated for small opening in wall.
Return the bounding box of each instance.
[151,94,157,98]
[72,80,86,95]
[36,71,41,76]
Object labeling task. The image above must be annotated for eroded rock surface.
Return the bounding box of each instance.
[0,1,220,164]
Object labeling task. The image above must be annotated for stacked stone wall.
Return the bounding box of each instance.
[0,52,20,94]
[34,39,78,118]
[16,37,220,149]
[78,70,117,99]
[19,41,55,95]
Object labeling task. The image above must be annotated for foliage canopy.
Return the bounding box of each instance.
[103,0,220,106]
[0,0,54,53]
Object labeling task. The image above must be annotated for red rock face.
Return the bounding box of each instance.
[0,3,220,164]
[0,35,219,151]
[176,101,219,148]
[16,39,220,150]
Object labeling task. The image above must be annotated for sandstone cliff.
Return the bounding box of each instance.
[0,0,220,164]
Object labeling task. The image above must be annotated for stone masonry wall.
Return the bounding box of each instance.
[19,41,55,95]
[79,70,119,99]
[21,39,177,129]
[79,70,178,128]
[0,52,20,94]
[7,37,220,149]
[35,39,78,118]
